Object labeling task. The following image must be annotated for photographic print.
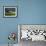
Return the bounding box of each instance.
[3,6,17,17]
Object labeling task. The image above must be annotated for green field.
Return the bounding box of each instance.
[5,12,16,16]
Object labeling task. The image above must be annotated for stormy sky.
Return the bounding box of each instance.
[5,8,15,12]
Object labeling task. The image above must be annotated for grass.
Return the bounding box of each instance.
[5,12,16,16]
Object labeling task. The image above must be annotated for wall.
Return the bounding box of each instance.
[0,0,18,44]
[0,0,46,45]
[18,0,46,24]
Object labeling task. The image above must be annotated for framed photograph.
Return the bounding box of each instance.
[3,6,17,17]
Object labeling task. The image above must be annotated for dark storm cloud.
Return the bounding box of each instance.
[5,8,15,12]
